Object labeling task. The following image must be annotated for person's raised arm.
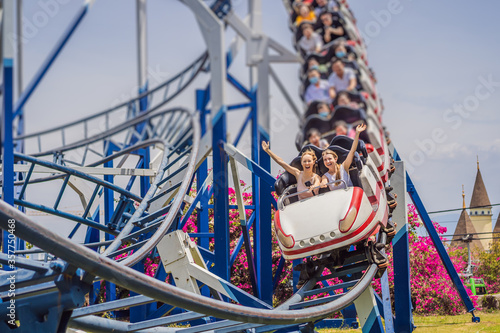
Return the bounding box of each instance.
[342,124,366,170]
[262,141,301,178]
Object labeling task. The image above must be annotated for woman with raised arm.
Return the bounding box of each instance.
[320,124,366,190]
[262,142,320,200]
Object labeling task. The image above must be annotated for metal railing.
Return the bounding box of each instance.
[278,180,349,210]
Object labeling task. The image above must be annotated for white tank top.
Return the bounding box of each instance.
[297,172,315,200]
[324,164,352,190]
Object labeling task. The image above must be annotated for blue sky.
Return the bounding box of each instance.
[16,0,500,238]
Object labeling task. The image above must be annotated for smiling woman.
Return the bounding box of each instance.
[262,141,321,200]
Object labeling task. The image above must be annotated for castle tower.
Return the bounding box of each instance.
[451,186,483,251]
[469,158,493,250]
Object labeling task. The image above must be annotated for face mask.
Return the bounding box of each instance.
[319,111,329,117]
[335,51,346,58]
[309,76,319,84]
[310,65,319,71]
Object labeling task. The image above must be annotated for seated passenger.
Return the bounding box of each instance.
[298,24,323,55]
[334,120,355,138]
[314,0,339,16]
[293,0,314,8]
[317,102,332,118]
[295,4,316,26]
[320,124,366,191]
[304,69,331,105]
[337,91,361,109]
[262,142,321,200]
[307,128,329,149]
[328,58,357,99]
[318,12,344,44]
[333,42,356,61]
[307,58,329,76]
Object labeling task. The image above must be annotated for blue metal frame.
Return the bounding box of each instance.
[1,58,15,258]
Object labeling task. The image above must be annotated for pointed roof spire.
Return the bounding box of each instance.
[494,213,500,235]
[452,206,484,250]
[462,185,466,209]
[477,155,480,170]
[470,158,491,208]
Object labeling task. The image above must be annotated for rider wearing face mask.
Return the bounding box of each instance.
[333,43,356,61]
[304,69,332,105]
[307,58,328,76]
[316,102,332,118]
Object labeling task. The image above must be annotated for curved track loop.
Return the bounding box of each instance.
[15,52,207,157]
[0,200,377,326]
[10,107,200,267]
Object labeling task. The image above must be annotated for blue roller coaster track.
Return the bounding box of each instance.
[0,1,479,332]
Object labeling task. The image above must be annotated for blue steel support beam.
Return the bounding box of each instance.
[2,0,15,261]
[213,107,230,283]
[250,91,261,299]
[104,144,117,316]
[196,89,210,253]
[257,126,273,305]
[13,0,93,118]
[1,64,14,206]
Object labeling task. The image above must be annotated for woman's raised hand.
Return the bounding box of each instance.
[356,123,367,133]
[261,141,270,152]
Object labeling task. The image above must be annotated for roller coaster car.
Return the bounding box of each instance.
[274,142,389,260]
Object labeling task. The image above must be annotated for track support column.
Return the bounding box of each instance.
[391,161,414,332]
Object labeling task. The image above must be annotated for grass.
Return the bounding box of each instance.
[318,310,500,332]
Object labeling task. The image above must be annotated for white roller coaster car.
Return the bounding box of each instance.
[273,140,390,260]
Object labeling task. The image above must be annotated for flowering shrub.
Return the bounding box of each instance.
[372,204,479,315]
[473,240,500,294]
